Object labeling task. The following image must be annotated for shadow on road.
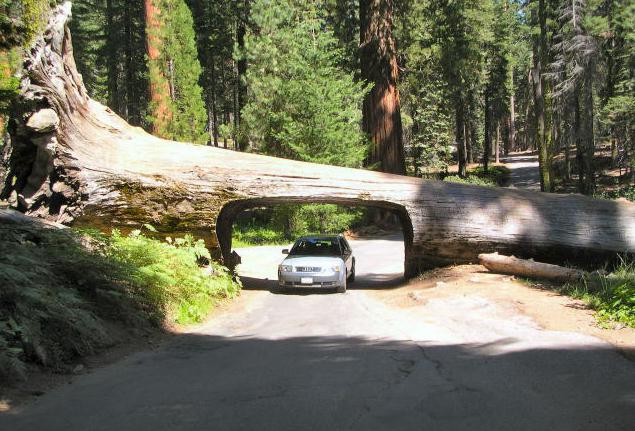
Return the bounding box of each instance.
[239,271,405,294]
[2,334,633,430]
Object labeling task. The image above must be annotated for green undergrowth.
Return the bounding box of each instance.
[232,204,365,247]
[102,229,240,324]
[597,185,635,202]
[560,258,635,328]
[0,222,240,383]
[443,165,511,187]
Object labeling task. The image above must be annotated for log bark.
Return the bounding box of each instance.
[2,3,635,278]
[479,253,586,282]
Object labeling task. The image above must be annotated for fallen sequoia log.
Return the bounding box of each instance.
[2,2,635,278]
[479,253,587,282]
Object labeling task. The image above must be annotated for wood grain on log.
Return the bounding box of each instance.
[2,2,635,278]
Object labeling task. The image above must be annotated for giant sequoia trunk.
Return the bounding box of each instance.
[359,0,406,175]
[144,0,171,134]
[2,3,635,279]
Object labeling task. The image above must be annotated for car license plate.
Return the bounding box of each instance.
[300,277,313,285]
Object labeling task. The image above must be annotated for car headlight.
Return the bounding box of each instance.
[331,266,341,272]
[279,265,293,272]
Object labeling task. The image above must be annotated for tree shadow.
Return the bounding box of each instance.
[1,334,633,430]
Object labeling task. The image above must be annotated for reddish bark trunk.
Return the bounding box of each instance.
[359,0,405,175]
[144,0,171,134]
[0,51,10,136]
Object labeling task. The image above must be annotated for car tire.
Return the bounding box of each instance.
[337,273,347,293]
[348,259,356,283]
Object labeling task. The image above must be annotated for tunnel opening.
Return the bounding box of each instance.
[216,198,414,292]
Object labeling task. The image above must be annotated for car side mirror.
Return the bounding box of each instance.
[282,249,289,254]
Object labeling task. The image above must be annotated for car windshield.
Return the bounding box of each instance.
[289,238,342,256]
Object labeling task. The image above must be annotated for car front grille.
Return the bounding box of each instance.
[284,281,336,287]
[295,266,321,273]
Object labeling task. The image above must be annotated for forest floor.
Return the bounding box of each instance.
[371,263,635,361]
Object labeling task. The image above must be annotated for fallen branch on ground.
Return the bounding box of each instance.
[478,252,588,282]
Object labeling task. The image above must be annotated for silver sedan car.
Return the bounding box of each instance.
[278,235,355,293]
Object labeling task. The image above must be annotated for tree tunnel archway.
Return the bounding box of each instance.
[216,197,415,277]
[2,4,635,282]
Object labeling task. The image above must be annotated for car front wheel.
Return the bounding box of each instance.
[348,259,355,283]
[337,272,347,293]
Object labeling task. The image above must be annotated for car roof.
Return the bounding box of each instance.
[295,234,343,241]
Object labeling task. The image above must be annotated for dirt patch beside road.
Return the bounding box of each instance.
[369,264,635,360]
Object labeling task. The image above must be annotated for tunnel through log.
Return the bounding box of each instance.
[2,3,635,278]
[216,198,415,275]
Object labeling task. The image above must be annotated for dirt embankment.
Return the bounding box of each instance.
[370,264,635,360]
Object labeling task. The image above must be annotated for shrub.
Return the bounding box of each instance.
[233,204,366,246]
[444,175,498,187]
[443,166,511,187]
[101,229,241,325]
[562,257,635,328]
[233,225,287,247]
[597,185,635,202]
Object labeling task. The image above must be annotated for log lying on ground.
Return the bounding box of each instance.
[2,3,635,277]
[479,252,587,282]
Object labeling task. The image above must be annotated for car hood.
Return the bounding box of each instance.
[281,256,343,267]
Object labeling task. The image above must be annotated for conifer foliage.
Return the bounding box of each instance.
[3,0,635,191]
[69,0,207,143]
[145,0,207,143]
[240,0,368,167]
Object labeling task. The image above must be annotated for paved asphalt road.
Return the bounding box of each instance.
[2,236,634,430]
[501,153,542,190]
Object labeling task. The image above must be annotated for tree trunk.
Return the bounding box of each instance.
[495,121,500,164]
[0,51,9,138]
[579,70,595,195]
[124,4,137,125]
[534,0,552,193]
[574,86,584,188]
[236,0,249,151]
[560,100,572,181]
[509,71,516,153]
[470,119,478,165]
[483,91,491,172]
[532,59,550,192]
[105,0,119,112]
[144,0,171,135]
[210,54,219,147]
[359,0,406,175]
[3,4,635,279]
[465,122,473,165]
[455,104,468,177]
[524,69,533,152]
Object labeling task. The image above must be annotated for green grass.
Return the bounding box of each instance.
[560,258,635,328]
[0,223,240,383]
[232,226,288,247]
[443,165,511,187]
